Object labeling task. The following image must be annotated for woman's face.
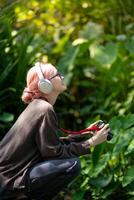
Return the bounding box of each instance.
[50,69,67,94]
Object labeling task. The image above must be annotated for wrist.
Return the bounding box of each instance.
[88,137,95,147]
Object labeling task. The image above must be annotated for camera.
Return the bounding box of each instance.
[60,120,113,141]
[94,120,113,141]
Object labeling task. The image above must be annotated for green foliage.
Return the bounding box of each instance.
[0,1,134,199]
[73,114,134,200]
[0,1,46,135]
[57,22,134,128]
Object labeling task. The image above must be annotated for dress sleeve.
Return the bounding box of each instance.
[35,106,90,159]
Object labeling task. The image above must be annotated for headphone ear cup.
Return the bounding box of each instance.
[38,79,53,94]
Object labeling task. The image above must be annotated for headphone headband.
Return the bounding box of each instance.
[35,62,45,80]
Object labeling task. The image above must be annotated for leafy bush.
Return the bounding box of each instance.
[0,1,134,199]
[57,22,134,128]
[71,114,134,200]
[0,2,46,136]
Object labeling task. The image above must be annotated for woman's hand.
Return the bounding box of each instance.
[88,123,110,147]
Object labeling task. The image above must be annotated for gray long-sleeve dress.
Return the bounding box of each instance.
[0,99,90,190]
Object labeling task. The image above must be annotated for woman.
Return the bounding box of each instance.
[0,62,110,200]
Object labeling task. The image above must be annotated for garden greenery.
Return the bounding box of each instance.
[0,1,134,199]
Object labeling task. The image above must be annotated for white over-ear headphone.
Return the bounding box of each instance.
[35,62,53,94]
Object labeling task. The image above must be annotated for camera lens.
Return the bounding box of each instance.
[107,132,113,141]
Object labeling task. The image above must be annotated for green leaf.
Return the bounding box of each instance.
[72,191,85,200]
[122,166,134,187]
[72,38,88,46]
[101,181,119,199]
[110,114,134,130]
[58,45,79,72]
[125,139,134,155]
[91,153,110,177]
[79,22,104,41]
[92,144,105,167]
[112,129,133,156]
[53,28,74,53]
[123,114,134,129]
[125,40,134,53]
[0,61,18,84]
[0,112,14,122]
[90,42,118,66]
[90,175,112,188]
